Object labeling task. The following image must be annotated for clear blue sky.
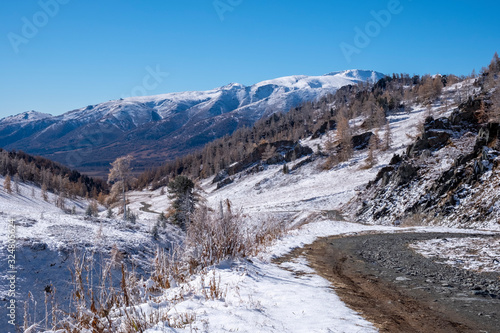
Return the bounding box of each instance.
[1,0,499,118]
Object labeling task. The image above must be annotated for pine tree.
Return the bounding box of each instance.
[4,175,12,194]
[13,174,21,194]
[324,132,337,156]
[489,52,500,74]
[374,106,386,128]
[85,204,93,217]
[41,183,48,201]
[167,176,197,231]
[491,79,500,122]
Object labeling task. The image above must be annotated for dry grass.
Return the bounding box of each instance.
[24,201,288,332]
[399,212,428,227]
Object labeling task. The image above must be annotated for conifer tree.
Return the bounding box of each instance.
[489,52,500,74]
[13,174,21,194]
[365,134,378,168]
[491,79,500,122]
[167,176,197,231]
[41,183,48,201]
[324,132,337,156]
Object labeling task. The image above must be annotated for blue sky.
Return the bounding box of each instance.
[1,0,499,118]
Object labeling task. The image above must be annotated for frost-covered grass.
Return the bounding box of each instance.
[0,178,184,331]
[131,220,397,333]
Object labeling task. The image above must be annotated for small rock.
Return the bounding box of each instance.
[396,276,411,281]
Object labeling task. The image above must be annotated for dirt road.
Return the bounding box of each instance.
[282,232,500,333]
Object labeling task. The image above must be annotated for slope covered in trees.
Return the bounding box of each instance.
[136,70,474,189]
[0,148,108,198]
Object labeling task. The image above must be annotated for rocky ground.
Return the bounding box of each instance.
[348,98,500,231]
[282,232,500,333]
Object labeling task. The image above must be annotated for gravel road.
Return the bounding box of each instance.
[284,232,500,333]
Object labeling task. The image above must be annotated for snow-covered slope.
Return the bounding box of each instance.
[0,179,183,323]
[0,70,384,175]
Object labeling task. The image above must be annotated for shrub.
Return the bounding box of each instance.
[85,201,99,217]
[185,204,249,268]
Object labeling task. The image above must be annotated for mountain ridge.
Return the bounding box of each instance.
[0,69,385,177]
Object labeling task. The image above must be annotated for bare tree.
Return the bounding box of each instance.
[108,155,134,220]
[383,123,392,151]
[13,174,21,194]
[4,175,12,194]
[489,51,500,75]
[365,134,378,168]
[41,183,48,201]
[323,132,337,155]
[491,79,500,122]
[336,109,353,162]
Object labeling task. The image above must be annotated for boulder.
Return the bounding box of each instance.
[212,169,228,184]
[284,144,313,162]
[216,177,233,190]
[392,162,418,186]
[374,166,395,186]
[311,120,336,139]
[291,156,313,171]
[352,132,373,150]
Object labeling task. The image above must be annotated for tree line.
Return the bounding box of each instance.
[0,148,108,199]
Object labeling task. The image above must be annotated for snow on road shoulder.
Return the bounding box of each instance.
[409,236,500,273]
[143,220,402,333]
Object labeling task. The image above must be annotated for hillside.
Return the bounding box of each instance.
[347,94,500,230]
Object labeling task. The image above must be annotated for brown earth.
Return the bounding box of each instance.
[277,232,500,333]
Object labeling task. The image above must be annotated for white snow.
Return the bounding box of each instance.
[410,236,500,273]
[0,110,52,124]
[204,106,428,219]
[140,220,400,333]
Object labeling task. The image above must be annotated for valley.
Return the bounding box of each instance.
[3,2,500,332]
[2,60,500,332]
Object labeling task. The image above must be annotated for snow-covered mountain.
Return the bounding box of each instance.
[0,70,384,176]
[0,110,52,124]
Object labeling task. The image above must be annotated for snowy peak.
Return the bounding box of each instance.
[0,110,52,124]
[323,69,385,83]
